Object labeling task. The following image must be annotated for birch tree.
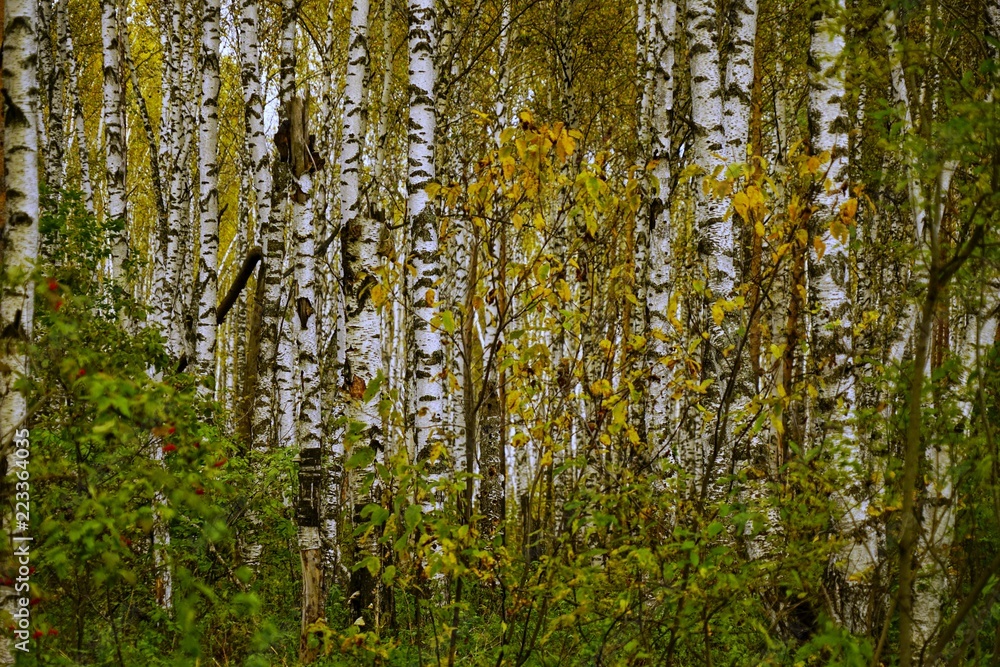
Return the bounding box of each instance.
[684,0,735,487]
[63,13,93,214]
[338,0,386,620]
[254,0,297,450]
[644,0,677,463]
[405,0,445,482]
[238,0,272,448]
[101,0,127,277]
[722,0,758,164]
[193,0,222,378]
[804,0,872,634]
[0,0,39,658]
[283,97,324,662]
[273,0,299,448]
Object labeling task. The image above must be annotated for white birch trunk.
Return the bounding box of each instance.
[276,222,298,448]
[722,0,758,164]
[270,0,298,448]
[193,0,221,378]
[339,0,385,614]
[153,0,185,356]
[685,0,734,486]
[807,0,871,634]
[253,0,296,450]
[239,0,272,243]
[292,168,324,660]
[45,0,66,193]
[374,0,394,182]
[645,0,677,463]
[233,0,272,454]
[64,24,94,214]
[0,0,40,657]
[405,0,445,481]
[101,0,127,277]
[493,0,513,140]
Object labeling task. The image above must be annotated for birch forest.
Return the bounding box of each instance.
[2,0,1000,664]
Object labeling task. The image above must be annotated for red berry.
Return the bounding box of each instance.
[162,444,177,454]
[27,567,35,575]
[47,279,58,292]
[193,442,200,449]
[213,458,227,468]
[194,488,205,495]
[168,426,176,435]
[77,368,86,377]
[48,628,58,636]
[29,598,40,606]
[53,299,63,312]
[32,630,43,639]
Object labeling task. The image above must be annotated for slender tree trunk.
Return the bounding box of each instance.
[685,0,734,490]
[63,20,93,214]
[253,0,297,450]
[272,0,298,449]
[644,0,676,467]
[193,0,221,379]
[480,2,513,539]
[286,96,324,662]
[807,0,872,634]
[101,0,127,277]
[43,0,66,194]
[339,0,386,624]
[405,0,445,485]
[154,0,185,357]
[35,0,53,186]
[722,0,758,164]
[0,0,39,658]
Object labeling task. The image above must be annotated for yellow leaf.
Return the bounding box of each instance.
[831,219,849,245]
[559,133,576,157]
[425,289,435,307]
[371,283,386,307]
[813,235,826,262]
[841,197,858,220]
[732,191,750,221]
[755,221,766,237]
[557,280,572,302]
[678,163,703,181]
[770,411,785,436]
[590,379,613,398]
[712,302,725,326]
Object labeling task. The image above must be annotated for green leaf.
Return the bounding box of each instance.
[440,310,456,335]
[363,370,384,403]
[405,504,422,531]
[346,446,377,471]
